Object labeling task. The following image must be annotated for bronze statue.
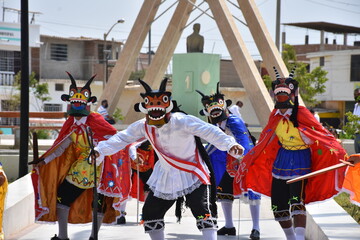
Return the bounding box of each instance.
[186,23,204,53]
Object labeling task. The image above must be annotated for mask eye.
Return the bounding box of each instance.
[289,83,294,90]
[218,99,224,105]
[70,90,75,97]
[144,97,149,105]
[83,91,90,98]
[205,104,209,109]
[162,95,169,103]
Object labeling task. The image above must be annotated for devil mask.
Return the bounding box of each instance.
[61,72,97,117]
[196,82,232,124]
[271,66,298,109]
[134,78,174,126]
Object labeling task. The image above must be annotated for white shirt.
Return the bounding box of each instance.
[95,112,241,200]
[314,113,320,122]
[354,103,360,117]
[97,105,110,120]
[229,105,243,121]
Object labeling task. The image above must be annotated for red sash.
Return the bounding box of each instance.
[144,123,210,184]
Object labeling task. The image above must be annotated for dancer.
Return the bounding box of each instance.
[116,138,156,224]
[342,154,360,206]
[0,164,7,240]
[234,67,347,240]
[31,72,123,240]
[197,83,260,240]
[93,78,244,240]
[352,88,360,153]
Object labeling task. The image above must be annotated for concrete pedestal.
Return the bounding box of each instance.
[172,53,220,119]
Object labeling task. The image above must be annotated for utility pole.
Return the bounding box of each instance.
[275,0,281,51]
[19,0,29,178]
[103,19,125,88]
[148,28,151,65]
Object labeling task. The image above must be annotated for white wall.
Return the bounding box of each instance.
[308,49,360,102]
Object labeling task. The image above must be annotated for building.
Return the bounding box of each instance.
[282,22,360,127]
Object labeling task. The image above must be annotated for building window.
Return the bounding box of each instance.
[0,50,14,72]
[55,83,64,91]
[351,55,360,82]
[98,43,112,63]
[320,57,325,66]
[44,103,63,112]
[50,44,68,61]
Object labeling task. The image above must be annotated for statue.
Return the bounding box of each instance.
[186,23,204,53]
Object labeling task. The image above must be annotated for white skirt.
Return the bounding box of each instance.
[147,160,208,200]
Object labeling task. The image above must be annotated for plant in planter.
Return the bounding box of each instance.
[340,112,360,139]
[112,107,125,123]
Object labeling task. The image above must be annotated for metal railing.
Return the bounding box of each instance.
[0,71,15,86]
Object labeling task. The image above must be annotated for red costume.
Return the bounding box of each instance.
[32,113,124,223]
[234,106,347,204]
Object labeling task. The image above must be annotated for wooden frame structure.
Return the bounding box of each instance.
[99,0,294,127]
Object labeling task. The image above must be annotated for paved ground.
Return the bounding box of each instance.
[8,197,286,240]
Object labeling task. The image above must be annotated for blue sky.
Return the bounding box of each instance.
[2,0,360,60]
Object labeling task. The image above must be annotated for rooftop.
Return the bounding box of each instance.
[283,21,360,34]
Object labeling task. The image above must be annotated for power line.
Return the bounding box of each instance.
[303,0,360,14]
[37,20,128,34]
[320,0,360,7]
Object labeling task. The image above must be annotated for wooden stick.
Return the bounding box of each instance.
[286,162,348,184]
[286,154,360,184]
[28,132,40,165]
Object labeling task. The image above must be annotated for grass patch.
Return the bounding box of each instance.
[334,192,360,224]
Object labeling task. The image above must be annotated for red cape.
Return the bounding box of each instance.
[234,106,347,204]
[31,113,125,223]
[342,164,360,206]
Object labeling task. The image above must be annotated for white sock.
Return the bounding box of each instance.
[90,213,104,238]
[249,204,260,231]
[56,206,69,239]
[202,229,217,240]
[294,227,305,240]
[283,227,296,240]
[221,201,234,228]
[149,229,165,240]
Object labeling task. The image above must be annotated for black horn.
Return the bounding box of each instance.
[273,66,281,80]
[66,71,77,87]
[83,74,97,89]
[195,89,206,98]
[159,78,169,92]
[138,79,152,93]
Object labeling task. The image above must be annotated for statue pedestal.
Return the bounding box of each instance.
[172,53,220,119]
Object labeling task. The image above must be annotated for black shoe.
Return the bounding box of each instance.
[249,229,260,240]
[217,226,236,236]
[51,234,69,240]
[117,215,126,224]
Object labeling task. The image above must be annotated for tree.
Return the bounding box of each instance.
[12,71,51,111]
[282,44,328,107]
[262,44,328,107]
[341,112,360,139]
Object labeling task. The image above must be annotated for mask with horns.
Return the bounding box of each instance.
[134,78,174,126]
[272,66,299,127]
[61,72,97,116]
[271,66,298,109]
[196,82,232,124]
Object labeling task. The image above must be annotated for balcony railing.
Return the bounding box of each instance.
[0,71,14,86]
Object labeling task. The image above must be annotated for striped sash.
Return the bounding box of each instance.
[144,123,210,184]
